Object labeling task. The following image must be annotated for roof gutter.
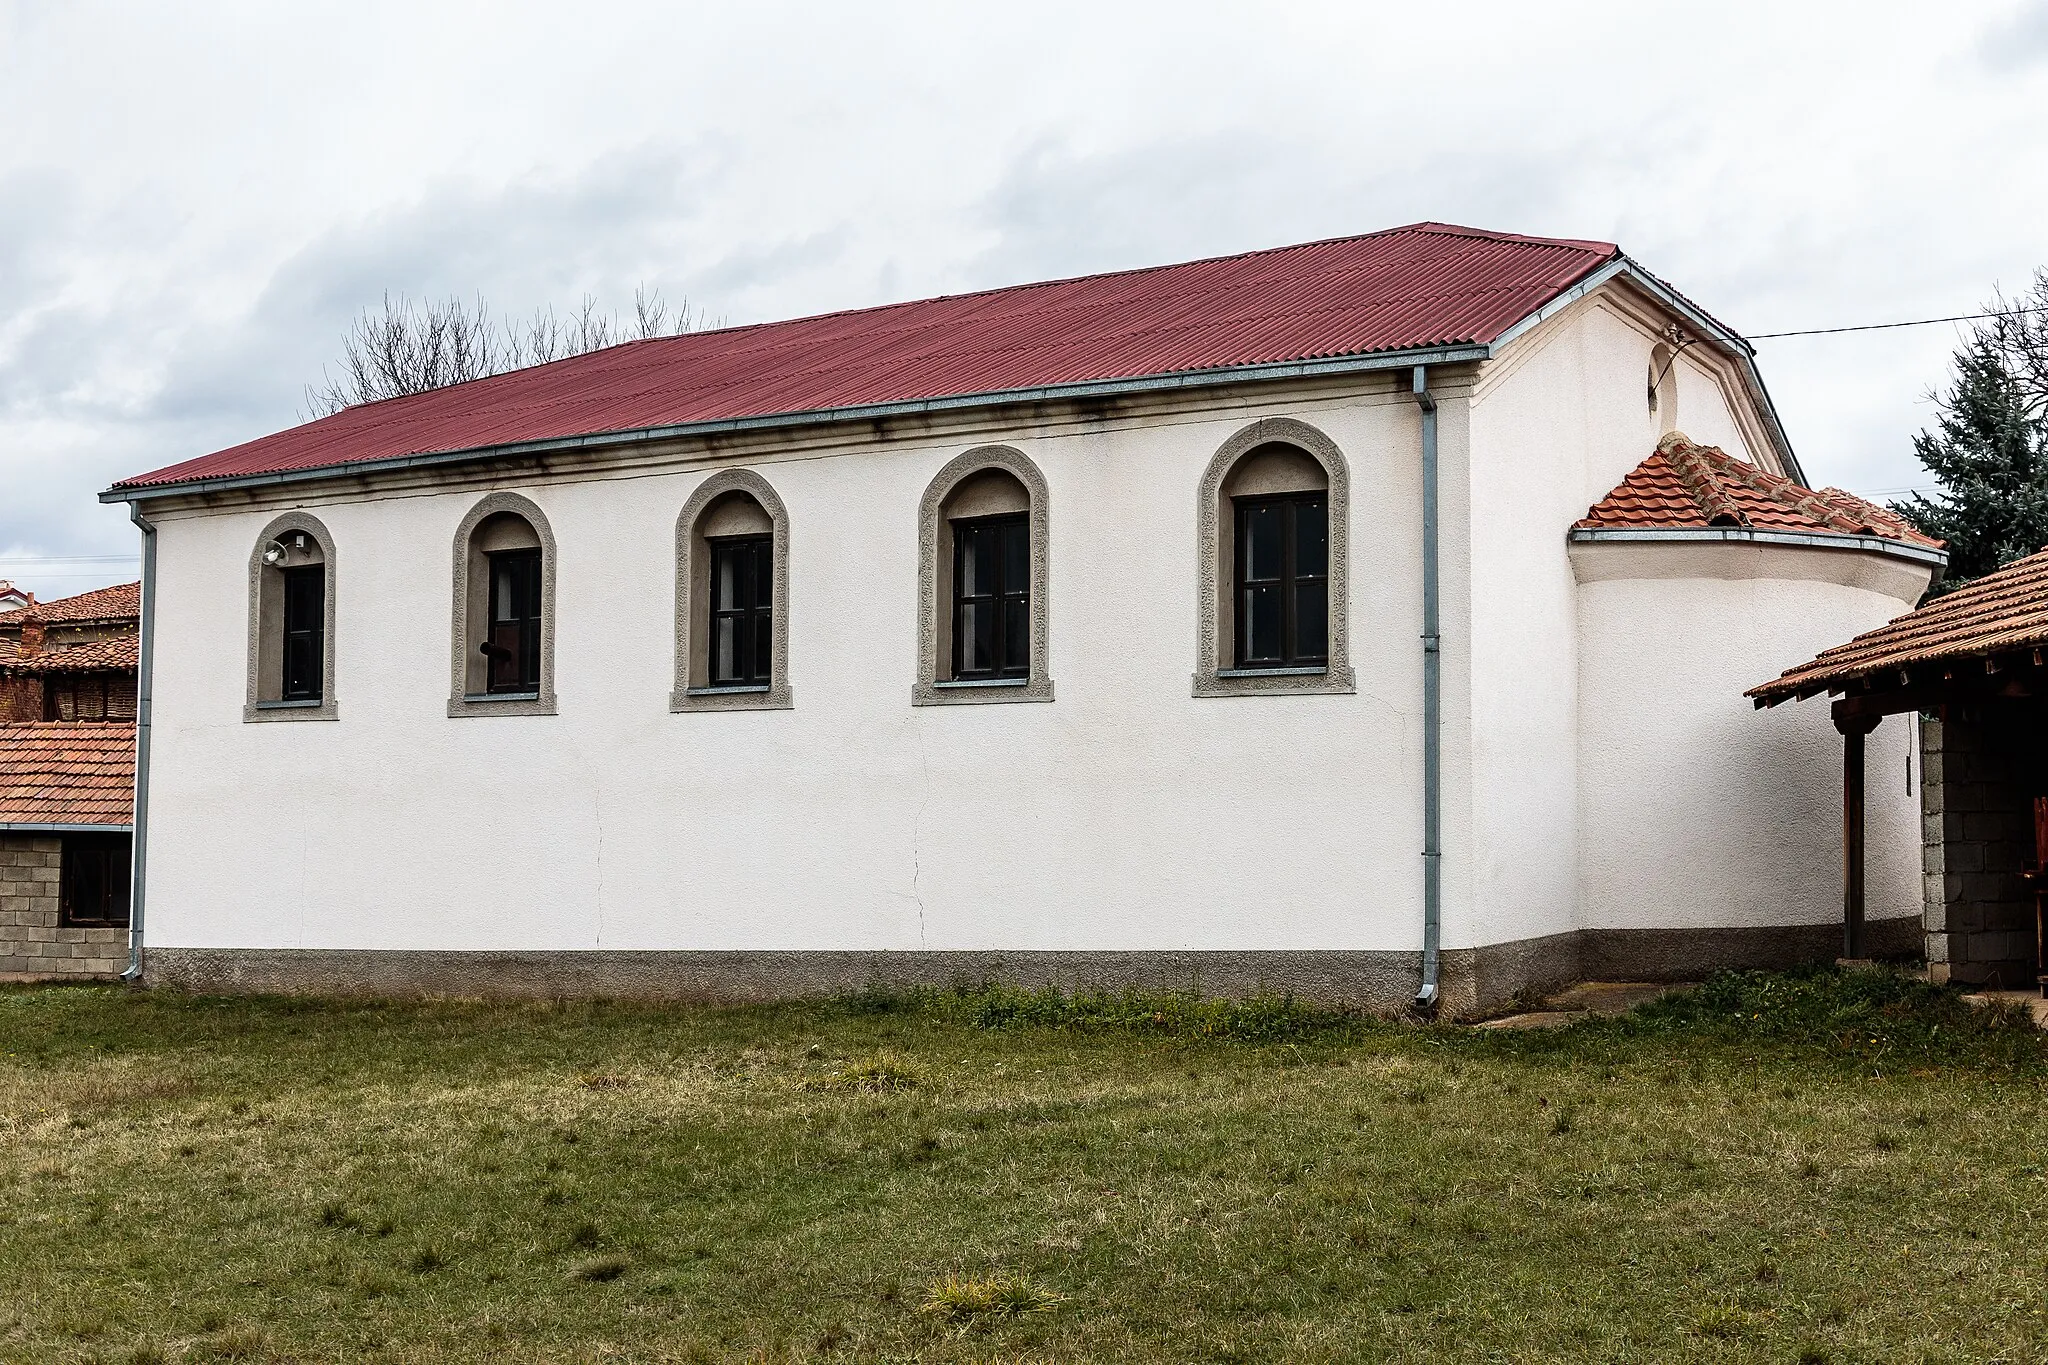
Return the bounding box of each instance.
[1488,255,1808,487]
[1567,525,1949,569]
[121,504,157,984]
[0,823,134,833]
[99,343,1490,505]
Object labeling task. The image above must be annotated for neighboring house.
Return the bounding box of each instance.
[0,581,30,612]
[101,223,1942,1014]
[0,583,141,980]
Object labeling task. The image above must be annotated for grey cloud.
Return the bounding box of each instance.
[1981,1,2048,70]
[965,131,1605,294]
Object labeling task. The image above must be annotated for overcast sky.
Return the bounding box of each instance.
[3,0,2045,599]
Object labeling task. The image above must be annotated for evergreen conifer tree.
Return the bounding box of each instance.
[1894,272,2048,591]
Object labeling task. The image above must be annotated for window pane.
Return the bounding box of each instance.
[959,525,993,598]
[714,616,738,683]
[285,565,322,631]
[1002,521,1028,592]
[1242,504,1283,583]
[753,541,773,609]
[714,547,740,611]
[1295,498,1327,579]
[1295,580,1328,660]
[958,602,996,674]
[1245,584,1282,662]
[489,622,519,689]
[494,563,514,622]
[752,610,773,681]
[1002,595,1028,674]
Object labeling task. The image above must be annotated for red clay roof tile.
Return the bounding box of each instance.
[0,582,140,628]
[0,722,135,826]
[1749,545,2048,703]
[1576,433,1943,549]
[0,636,139,676]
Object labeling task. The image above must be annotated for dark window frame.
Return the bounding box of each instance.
[484,548,543,695]
[60,833,131,928]
[1232,491,1329,670]
[281,563,325,702]
[950,512,1031,682]
[706,533,774,688]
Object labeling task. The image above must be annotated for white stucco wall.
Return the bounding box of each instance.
[134,281,1924,979]
[1460,293,1773,950]
[1573,541,1932,932]
[143,385,1454,958]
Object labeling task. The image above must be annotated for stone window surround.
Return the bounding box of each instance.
[448,491,558,718]
[1193,417,1355,698]
[245,510,338,722]
[671,468,794,712]
[914,445,1054,706]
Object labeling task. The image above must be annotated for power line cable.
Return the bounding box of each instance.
[1750,304,2048,339]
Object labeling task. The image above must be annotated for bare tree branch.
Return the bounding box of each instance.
[303,285,707,419]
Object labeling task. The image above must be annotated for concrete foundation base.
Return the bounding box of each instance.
[143,917,1917,1019]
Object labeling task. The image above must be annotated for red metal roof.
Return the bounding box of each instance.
[1575,433,1942,549]
[1749,545,2048,705]
[113,223,1617,492]
[0,722,134,826]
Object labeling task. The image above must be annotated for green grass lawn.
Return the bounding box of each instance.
[2,970,2046,1364]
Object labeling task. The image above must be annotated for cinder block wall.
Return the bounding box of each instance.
[0,834,127,979]
[1921,710,2040,987]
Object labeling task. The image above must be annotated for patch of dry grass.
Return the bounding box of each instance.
[0,972,2041,1362]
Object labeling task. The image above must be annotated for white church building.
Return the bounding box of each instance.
[103,223,1944,1014]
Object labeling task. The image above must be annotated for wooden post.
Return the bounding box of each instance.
[1838,714,1878,960]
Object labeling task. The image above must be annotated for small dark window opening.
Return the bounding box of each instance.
[708,535,773,687]
[483,549,542,694]
[44,675,110,722]
[60,833,130,928]
[282,563,324,701]
[952,513,1030,681]
[1234,492,1328,669]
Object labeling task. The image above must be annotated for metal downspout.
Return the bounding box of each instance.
[1412,366,1442,1011]
[122,504,156,983]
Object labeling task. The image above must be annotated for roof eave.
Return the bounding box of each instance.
[101,342,1492,504]
[1567,525,1948,569]
[0,821,133,833]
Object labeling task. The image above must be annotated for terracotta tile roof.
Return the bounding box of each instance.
[1575,433,1943,549]
[0,636,139,676]
[1749,545,2048,705]
[111,223,1621,492]
[0,722,135,826]
[0,581,140,627]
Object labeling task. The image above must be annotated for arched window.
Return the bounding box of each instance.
[448,492,556,716]
[1649,341,1679,434]
[1194,419,1354,697]
[246,511,337,721]
[914,445,1052,705]
[672,469,792,712]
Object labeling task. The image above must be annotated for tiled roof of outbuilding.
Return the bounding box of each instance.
[110,223,1622,492]
[1749,545,2048,705]
[1575,433,1943,549]
[0,636,139,676]
[0,582,140,627]
[0,723,135,827]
